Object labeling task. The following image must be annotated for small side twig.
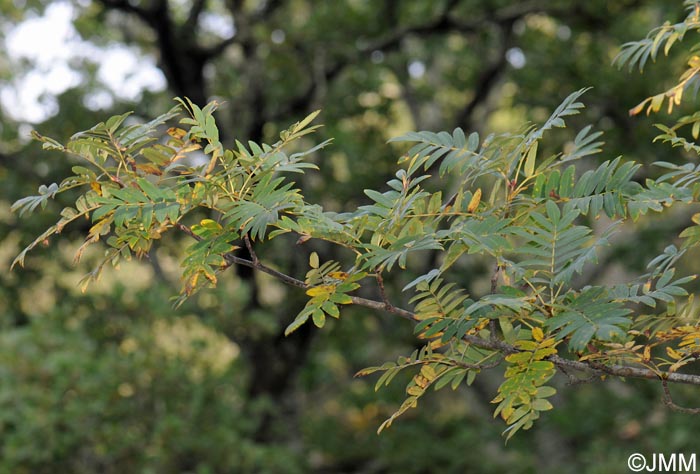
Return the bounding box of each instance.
[177,222,200,241]
[488,263,501,342]
[221,252,308,290]
[661,378,700,414]
[243,234,259,265]
[376,272,393,311]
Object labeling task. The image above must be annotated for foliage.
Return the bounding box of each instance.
[615,1,700,116]
[13,62,700,440]
[0,313,305,474]
[7,1,700,470]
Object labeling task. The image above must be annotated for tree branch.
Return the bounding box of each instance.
[223,251,307,290]
[183,0,208,36]
[97,0,159,22]
[99,0,210,105]
[200,36,238,59]
[265,1,471,124]
[175,223,700,389]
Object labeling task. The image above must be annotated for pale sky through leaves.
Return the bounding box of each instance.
[1,1,166,123]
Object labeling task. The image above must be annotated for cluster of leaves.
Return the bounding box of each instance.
[615,1,700,116]
[12,100,325,297]
[285,252,365,334]
[494,330,558,440]
[331,88,698,437]
[0,314,301,474]
[13,5,700,437]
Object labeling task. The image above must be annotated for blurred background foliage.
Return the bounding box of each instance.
[1,0,699,472]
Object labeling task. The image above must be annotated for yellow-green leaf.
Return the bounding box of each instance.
[309,251,319,269]
[532,327,544,342]
[524,142,538,178]
[285,312,310,336]
[306,284,335,297]
[531,398,553,411]
[420,365,437,381]
[322,301,340,318]
[312,309,326,328]
[467,188,482,213]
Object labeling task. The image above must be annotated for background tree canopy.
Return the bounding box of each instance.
[2,1,700,473]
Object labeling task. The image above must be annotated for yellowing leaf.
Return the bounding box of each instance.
[524,142,537,178]
[532,327,544,342]
[500,405,514,421]
[467,188,482,213]
[679,334,700,347]
[666,346,683,360]
[428,339,448,349]
[185,273,199,295]
[538,337,557,348]
[649,93,664,114]
[136,163,163,175]
[505,352,532,364]
[173,143,202,162]
[328,271,349,280]
[167,127,187,139]
[199,218,222,230]
[413,374,429,388]
[629,98,650,116]
[306,284,335,297]
[420,365,437,381]
[670,360,688,372]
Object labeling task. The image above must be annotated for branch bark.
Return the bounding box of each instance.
[175,223,700,388]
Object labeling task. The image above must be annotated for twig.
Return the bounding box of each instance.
[176,222,200,240]
[489,263,501,342]
[221,252,307,290]
[375,272,393,310]
[243,234,259,265]
[661,379,700,414]
[174,222,700,388]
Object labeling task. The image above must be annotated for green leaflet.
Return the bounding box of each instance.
[545,288,632,351]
